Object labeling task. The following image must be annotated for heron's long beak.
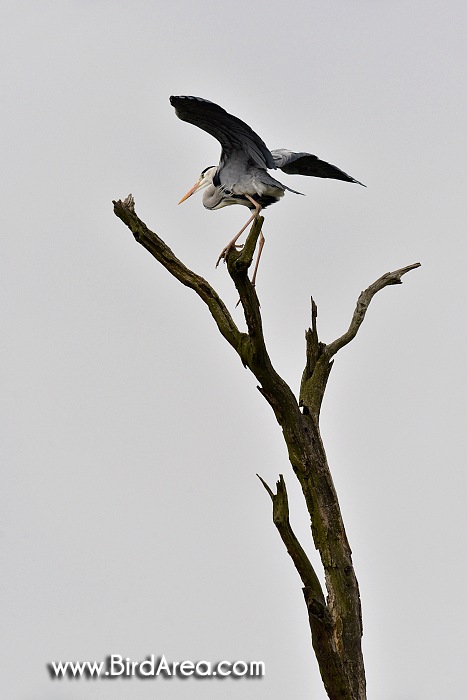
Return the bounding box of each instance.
[178,177,203,205]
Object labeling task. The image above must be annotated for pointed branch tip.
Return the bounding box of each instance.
[113,194,135,215]
[257,473,274,500]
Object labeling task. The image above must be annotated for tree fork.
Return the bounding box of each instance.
[113,194,420,699]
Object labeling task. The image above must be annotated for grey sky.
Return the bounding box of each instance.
[1,1,466,698]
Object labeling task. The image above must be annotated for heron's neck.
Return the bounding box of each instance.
[202,184,226,210]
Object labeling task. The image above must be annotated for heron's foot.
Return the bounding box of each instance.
[215,243,243,268]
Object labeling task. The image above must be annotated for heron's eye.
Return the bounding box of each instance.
[201,166,214,177]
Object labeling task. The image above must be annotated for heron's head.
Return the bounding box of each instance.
[178,166,216,204]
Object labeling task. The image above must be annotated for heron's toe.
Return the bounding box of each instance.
[215,243,243,268]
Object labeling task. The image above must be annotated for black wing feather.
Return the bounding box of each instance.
[272,149,365,186]
[170,96,276,170]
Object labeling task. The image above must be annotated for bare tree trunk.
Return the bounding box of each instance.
[113,195,420,700]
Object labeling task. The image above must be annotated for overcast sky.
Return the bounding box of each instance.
[2,1,467,699]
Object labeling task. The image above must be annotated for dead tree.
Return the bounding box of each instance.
[113,195,420,700]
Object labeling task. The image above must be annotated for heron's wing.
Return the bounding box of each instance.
[271,149,365,186]
[170,96,276,170]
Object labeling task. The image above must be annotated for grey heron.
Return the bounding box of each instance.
[170,95,364,284]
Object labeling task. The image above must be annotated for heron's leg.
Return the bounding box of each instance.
[234,229,266,307]
[215,198,262,267]
[250,230,265,288]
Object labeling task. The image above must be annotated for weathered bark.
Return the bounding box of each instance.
[113,194,420,699]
